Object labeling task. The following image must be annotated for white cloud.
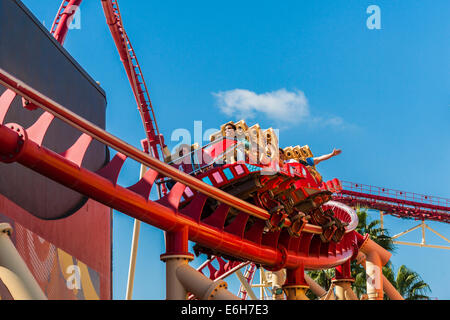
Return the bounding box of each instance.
[212,88,352,130]
[212,88,310,124]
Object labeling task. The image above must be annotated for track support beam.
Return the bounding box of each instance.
[283,266,309,300]
[333,260,358,300]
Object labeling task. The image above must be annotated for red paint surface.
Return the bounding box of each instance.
[0,195,112,299]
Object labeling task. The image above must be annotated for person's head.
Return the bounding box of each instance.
[177,144,190,157]
[279,148,286,161]
[224,123,237,137]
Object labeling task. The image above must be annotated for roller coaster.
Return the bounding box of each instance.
[0,0,448,300]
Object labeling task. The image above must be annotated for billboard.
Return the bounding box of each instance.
[0,0,112,299]
[0,0,108,220]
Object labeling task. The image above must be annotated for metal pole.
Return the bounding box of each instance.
[0,66,271,221]
[125,219,140,300]
[424,224,450,243]
[235,270,258,300]
[260,268,264,300]
[176,264,240,300]
[125,164,147,299]
[304,273,327,298]
[380,211,384,233]
[421,220,426,245]
[0,120,356,270]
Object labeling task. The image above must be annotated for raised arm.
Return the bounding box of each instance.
[312,148,342,165]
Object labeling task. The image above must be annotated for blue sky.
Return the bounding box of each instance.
[22,0,449,299]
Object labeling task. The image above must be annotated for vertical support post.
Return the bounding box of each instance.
[160,226,193,300]
[270,269,286,300]
[333,260,357,300]
[421,220,426,245]
[235,270,258,300]
[282,266,309,300]
[161,228,238,300]
[356,252,404,300]
[260,268,265,300]
[125,164,147,300]
[358,237,391,300]
[365,251,383,300]
[125,219,140,300]
[380,211,384,233]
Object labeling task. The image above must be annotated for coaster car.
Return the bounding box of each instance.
[165,135,345,243]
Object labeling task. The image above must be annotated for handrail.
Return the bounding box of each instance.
[340,181,450,211]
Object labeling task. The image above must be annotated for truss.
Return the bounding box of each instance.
[392,220,450,250]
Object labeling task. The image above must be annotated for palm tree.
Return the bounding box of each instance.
[306,268,335,299]
[384,265,431,300]
[354,205,395,252]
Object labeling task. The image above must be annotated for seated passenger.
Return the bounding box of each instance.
[166,145,194,190]
[223,122,237,138]
[173,145,194,172]
[222,122,248,163]
[278,147,287,168]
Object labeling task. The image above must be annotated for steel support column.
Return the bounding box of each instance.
[283,266,309,300]
[333,260,358,300]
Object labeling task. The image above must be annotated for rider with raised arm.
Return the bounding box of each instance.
[303,148,342,166]
[284,148,342,166]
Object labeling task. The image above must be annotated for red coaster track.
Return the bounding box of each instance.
[0,66,359,271]
[51,0,166,159]
[50,0,82,44]
[0,0,372,293]
[334,181,450,224]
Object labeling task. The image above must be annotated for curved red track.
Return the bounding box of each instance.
[0,0,363,273]
[0,67,359,270]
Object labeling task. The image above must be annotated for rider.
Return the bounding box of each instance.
[306,148,342,166]
[281,147,342,166]
[223,122,249,163]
